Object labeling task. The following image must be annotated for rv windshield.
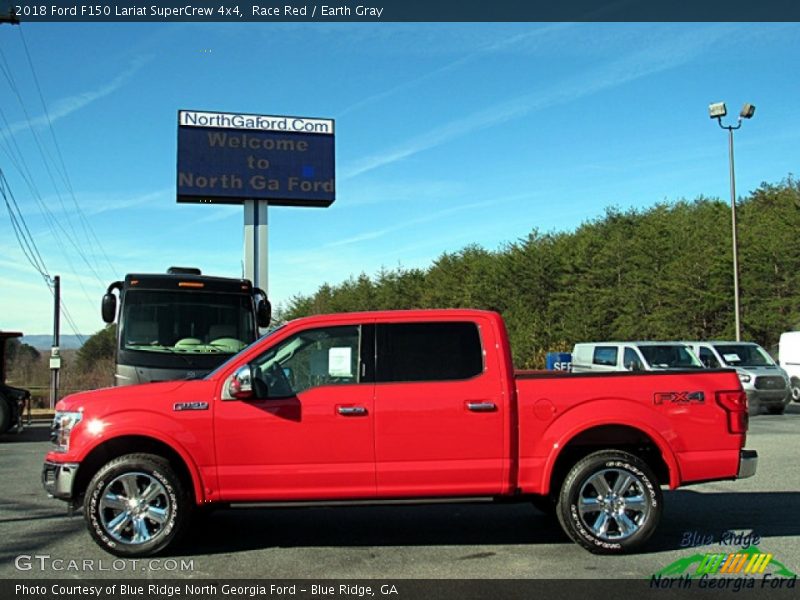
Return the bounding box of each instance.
[714,344,775,367]
[638,345,702,369]
[121,290,255,355]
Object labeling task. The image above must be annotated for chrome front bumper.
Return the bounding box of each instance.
[738,449,758,479]
[42,461,79,500]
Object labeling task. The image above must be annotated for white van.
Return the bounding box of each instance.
[684,341,790,415]
[778,331,800,402]
[571,342,703,373]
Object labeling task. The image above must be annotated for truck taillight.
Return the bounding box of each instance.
[716,390,748,434]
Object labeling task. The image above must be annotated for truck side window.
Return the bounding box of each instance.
[377,322,483,382]
[698,347,721,369]
[250,325,361,397]
[623,347,643,371]
[593,346,618,367]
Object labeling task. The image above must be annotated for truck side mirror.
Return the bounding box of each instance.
[257,299,271,328]
[101,293,117,324]
[227,366,254,400]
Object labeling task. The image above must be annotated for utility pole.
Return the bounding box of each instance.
[49,275,61,409]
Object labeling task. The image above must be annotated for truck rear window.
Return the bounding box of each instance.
[377,322,483,382]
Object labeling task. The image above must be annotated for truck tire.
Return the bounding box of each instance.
[0,398,10,434]
[84,453,190,557]
[791,379,800,402]
[556,450,662,554]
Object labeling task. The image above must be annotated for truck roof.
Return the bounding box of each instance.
[574,341,690,346]
[683,340,760,346]
[284,308,502,326]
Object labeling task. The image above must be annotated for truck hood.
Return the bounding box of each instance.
[55,379,214,415]
[732,365,786,377]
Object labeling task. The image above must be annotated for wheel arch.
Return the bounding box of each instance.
[73,435,204,505]
[542,422,679,496]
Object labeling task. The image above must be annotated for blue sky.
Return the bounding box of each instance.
[1,22,799,336]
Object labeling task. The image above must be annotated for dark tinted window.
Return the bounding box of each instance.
[623,347,643,370]
[698,347,721,369]
[638,345,701,369]
[593,346,618,367]
[377,322,483,382]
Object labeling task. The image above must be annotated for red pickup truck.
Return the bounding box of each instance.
[43,309,756,557]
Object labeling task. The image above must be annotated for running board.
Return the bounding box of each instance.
[230,496,501,509]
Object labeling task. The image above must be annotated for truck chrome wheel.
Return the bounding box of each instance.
[556,450,662,554]
[99,472,171,545]
[577,468,650,541]
[85,453,188,557]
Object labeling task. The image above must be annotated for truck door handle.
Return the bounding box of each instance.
[466,401,497,412]
[337,405,367,416]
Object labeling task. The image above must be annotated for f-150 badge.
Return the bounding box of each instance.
[173,401,209,411]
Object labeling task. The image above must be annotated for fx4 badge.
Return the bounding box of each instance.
[173,401,209,411]
[654,391,705,405]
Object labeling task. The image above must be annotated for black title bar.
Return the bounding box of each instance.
[2,0,800,22]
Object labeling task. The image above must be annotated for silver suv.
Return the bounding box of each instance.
[684,341,791,415]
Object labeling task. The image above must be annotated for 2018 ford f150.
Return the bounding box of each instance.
[42,309,757,557]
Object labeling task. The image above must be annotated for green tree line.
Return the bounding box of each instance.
[279,178,800,368]
[5,328,115,405]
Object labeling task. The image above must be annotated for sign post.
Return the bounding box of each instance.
[243,199,269,294]
[176,110,335,295]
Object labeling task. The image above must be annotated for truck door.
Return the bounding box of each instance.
[373,320,505,496]
[214,324,376,500]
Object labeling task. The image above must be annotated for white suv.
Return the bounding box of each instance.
[572,342,703,373]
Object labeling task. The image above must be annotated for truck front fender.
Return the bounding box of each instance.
[67,409,213,504]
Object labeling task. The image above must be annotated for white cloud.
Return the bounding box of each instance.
[341,25,740,180]
[336,24,572,118]
[0,55,152,141]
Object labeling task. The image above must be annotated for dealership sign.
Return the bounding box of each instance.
[176,110,335,207]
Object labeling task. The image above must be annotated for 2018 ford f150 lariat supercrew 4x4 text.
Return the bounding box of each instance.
[42,310,757,557]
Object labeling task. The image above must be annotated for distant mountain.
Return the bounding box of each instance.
[21,335,86,350]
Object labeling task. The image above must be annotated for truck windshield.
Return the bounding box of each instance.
[638,345,702,369]
[714,344,775,367]
[121,290,255,355]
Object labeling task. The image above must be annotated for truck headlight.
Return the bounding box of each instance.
[738,373,752,384]
[51,411,83,452]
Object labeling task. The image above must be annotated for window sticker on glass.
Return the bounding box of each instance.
[723,353,741,363]
[328,347,353,377]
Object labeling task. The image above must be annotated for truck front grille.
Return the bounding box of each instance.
[754,376,786,390]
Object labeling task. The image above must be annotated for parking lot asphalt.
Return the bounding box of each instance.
[1,405,798,580]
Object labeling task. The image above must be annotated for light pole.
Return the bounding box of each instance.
[709,102,755,342]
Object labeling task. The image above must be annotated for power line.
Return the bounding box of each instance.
[0,42,108,290]
[0,45,101,279]
[16,26,117,278]
[1,168,48,280]
[0,107,99,309]
[1,168,86,343]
